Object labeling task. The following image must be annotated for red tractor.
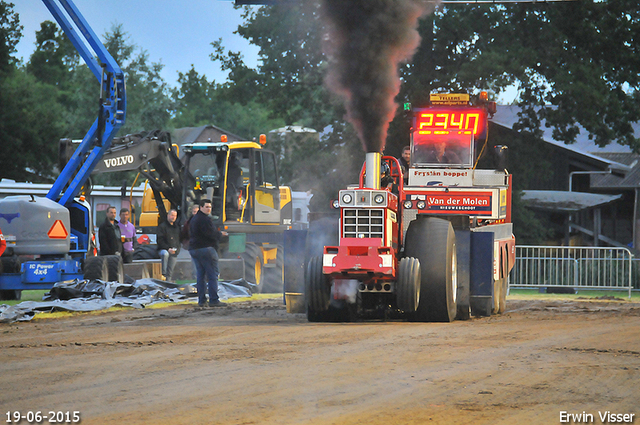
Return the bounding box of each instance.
[305,92,515,322]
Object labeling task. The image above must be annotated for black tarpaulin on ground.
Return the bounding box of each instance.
[0,277,257,323]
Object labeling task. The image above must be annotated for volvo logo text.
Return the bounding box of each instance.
[103,155,134,168]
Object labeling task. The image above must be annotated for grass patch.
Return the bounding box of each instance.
[1,290,49,306]
[509,288,639,301]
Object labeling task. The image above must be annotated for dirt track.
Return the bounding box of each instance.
[1,297,639,425]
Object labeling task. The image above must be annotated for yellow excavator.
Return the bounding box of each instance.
[87,129,294,292]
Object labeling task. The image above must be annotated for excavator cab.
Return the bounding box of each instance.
[182,141,284,226]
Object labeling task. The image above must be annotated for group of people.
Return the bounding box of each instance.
[97,199,227,308]
[97,206,136,263]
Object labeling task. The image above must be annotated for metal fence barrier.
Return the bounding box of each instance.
[512,246,635,298]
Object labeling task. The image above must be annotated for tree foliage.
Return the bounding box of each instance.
[169,65,285,139]
[0,0,21,74]
[26,20,78,87]
[398,2,640,151]
[214,3,364,198]
[0,71,64,181]
[0,13,173,184]
[0,3,63,182]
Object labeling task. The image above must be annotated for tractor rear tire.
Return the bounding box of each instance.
[105,255,124,283]
[241,243,264,291]
[83,256,108,281]
[396,257,420,313]
[405,217,458,322]
[306,256,331,322]
[262,245,284,294]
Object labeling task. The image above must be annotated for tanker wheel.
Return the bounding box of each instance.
[405,217,457,322]
[396,257,420,314]
[83,256,108,281]
[0,290,21,301]
[306,256,331,322]
[241,243,264,291]
[0,257,22,300]
[262,245,284,294]
[105,255,124,283]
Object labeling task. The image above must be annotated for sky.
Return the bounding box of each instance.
[12,0,261,87]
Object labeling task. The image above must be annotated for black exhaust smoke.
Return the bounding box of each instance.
[320,0,431,154]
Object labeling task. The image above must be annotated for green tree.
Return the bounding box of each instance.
[392,2,640,153]
[26,20,78,87]
[231,3,340,130]
[170,65,285,139]
[171,66,219,128]
[57,24,172,140]
[104,24,171,134]
[214,4,364,199]
[0,71,64,181]
[0,0,21,74]
[0,3,63,182]
[24,22,174,186]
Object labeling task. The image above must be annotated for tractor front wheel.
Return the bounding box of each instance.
[396,257,420,313]
[241,243,264,291]
[306,256,331,322]
[262,245,284,294]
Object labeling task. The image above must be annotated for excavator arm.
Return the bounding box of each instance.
[90,130,193,220]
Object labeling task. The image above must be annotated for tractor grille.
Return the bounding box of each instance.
[402,209,418,240]
[343,209,384,239]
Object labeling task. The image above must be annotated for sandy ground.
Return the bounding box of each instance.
[1,297,639,425]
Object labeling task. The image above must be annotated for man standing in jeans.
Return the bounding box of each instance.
[189,199,228,307]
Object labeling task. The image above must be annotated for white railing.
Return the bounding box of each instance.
[512,246,635,298]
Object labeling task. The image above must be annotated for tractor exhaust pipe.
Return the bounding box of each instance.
[365,152,382,190]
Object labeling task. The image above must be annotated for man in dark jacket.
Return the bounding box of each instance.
[157,209,180,281]
[98,206,122,256]
[189,199,228,307]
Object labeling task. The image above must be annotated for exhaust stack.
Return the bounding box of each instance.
[365,152,382,190]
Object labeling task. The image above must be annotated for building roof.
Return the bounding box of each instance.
[590,152,640,189]
[269,125,317,134]
[491,106,631,174]
[0,179,146,198]
[521,190,622,213]
[171,125,245,146]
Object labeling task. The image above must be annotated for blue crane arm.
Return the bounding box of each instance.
[43,0,126,206]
